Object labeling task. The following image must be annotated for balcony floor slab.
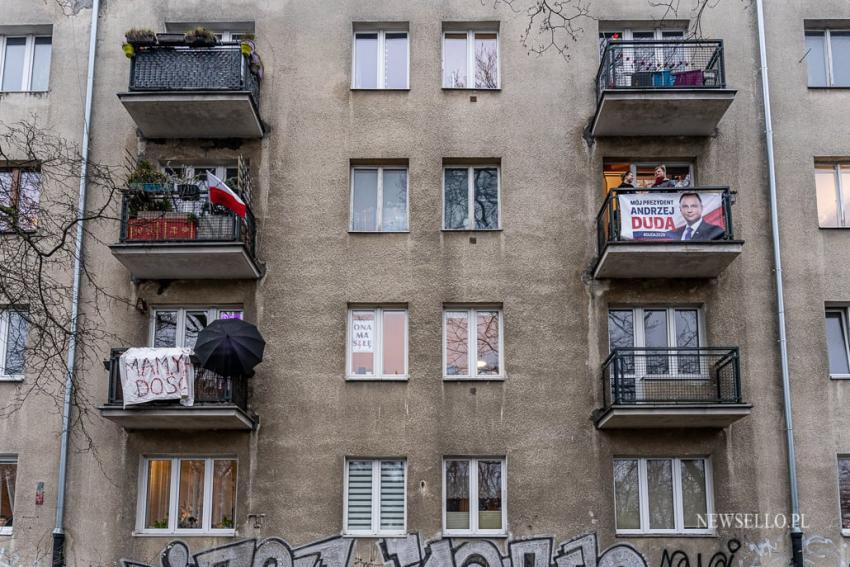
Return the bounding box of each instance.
[110,242,263,280]
[594,240,744,279]
[98,404,256,430]
[595,403,752,429]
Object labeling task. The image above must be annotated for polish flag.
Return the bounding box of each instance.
[207,172,246,218]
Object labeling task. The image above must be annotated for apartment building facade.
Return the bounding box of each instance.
[1,0,849,566]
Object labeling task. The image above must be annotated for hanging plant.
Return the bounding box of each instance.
[122,42,135,58]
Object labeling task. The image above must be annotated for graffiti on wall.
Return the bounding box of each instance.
[658,539,740,567]
[120,532,647,567]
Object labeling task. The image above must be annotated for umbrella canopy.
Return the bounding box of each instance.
[193,319,265,377]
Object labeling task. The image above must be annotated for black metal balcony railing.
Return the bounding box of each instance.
[105,348,248,410]
[596,187,735,259]
[118,189,258,259]
[128,44,260,110]
[602,347,742,407]
[596,40,726,101]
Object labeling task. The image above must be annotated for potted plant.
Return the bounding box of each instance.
[156,32,186,45]
[184,27,217,47]
[125,28,157,46]
[127,159,168,193]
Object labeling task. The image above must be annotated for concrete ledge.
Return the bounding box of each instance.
[591,89,736,137]
[594,404,752,429]
[98,404,256,431]
[110,242,263,280]
[593,240,744,279]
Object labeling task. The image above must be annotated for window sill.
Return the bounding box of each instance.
[348,230,410,234]
[443,376,506,382]
[830,374,850,380]
[615,532,716,538]
[818,226,850,230]
[841,529,850,538]
[343,531,408,538]
[133,530,237,538]
[442,532,508,538]
[442,88,501,92]
[0,376,24,383]
[0,90,49,95]
[441,228,503,233]
[0,529,11,536]
[808,86,850,90]
[350,88,410,92]
[346,376,409,382]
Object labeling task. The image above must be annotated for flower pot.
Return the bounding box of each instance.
[156,33,185,45]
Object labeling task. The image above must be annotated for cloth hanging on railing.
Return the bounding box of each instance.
[118,347,195,408]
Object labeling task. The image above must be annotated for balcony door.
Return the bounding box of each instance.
[150,307,243,349]
[599,29,685,87]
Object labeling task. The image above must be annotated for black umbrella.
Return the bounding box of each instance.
[193,319,265,377]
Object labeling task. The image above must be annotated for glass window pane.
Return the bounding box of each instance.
[444,168,469,229]
[608,310,635,349]
[474,33,498,88]
[352,169,379,231]
[1,38,26,92]
[382,311,406,376]
[830,32,850,87]
[473,168,499,229]
[211,460,237,530]
[476,311,500,376]
[144,459,171,529]
[177,459,205,529]
[806,32,828,86]
[839,458,850,530]
[445,311,469,376]
[0,463,15,529]
[675,310,699,347]
[153,311,178,348]
[647,459,675,530]
[351,310,375,375]
[380,460,405,531]
[681,459,708,529]
[444,33,468,88]
[613,459,640,530]
[219,310,243,320]
[816,166,840,227]
[184,311,208,350]
[826,312,850,375]
[354,33,378,88]
[30,37,51,91]
[382,169,408,231]
[16,172,41,231]
[478,461,502,530]
[4,311,27,375]
[347,460,373,531]
[385,33,408,89]
[841,167,850,226]
[643,310,669,347]
[445,460,469,530]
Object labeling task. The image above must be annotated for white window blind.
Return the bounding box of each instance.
[345,459,406,535]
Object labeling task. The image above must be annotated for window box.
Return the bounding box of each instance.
[344,459,406,536]
[443,458,506,536]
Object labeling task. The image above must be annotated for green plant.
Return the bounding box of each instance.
[125,28,157,43]
[127,160,167,185]
[152,519,168,529]
[184,27,217,45]
[216,516,234,529]
[187,212,199,225]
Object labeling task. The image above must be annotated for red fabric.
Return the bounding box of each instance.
[209,184,246,218]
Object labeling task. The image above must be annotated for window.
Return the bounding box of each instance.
[350,167,409,232]
[598,27,685,58]
[352,30,409,89]
[839,458,850,534]
[442,30,499,89]
[826,308,850,377]
[602,161,695,192]
[0,309,27,379]
[344,459,406,536]
[443,166,500,230]
[162,164,239,187]
[212,32,249,42]
[0,35,51,92]
[443,308,503,379]
[443,458,506,535]
[151,307,243,349]
[613,457,713,535]
[815,163,850,227]
[608,307,702,377]
[138,457,237,534]
[0,458,16,535]
[806,30,850,87]
[347,307,408,379]
[0,168,41,232]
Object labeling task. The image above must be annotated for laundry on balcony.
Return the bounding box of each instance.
[118,347,195,408]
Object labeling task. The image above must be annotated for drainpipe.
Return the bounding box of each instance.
[52,0,100,565]
[754,1,803,565]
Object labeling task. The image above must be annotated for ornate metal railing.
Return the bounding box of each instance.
[601,347,742,407]
[105,348,248,410]
[596,40,726,101]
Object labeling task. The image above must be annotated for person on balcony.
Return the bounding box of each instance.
[617,171,635,188]
[651,164,676,188]
[667,192,726,241]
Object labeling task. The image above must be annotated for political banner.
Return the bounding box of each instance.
[118,347,195,408]
[616,191,727,241]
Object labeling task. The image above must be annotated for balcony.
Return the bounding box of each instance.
[593,348,751,429]
[593,187,743,279]
[591,40,736,137]
[117,44,263,139]
[109,187,263,280]
[98,349,256,431]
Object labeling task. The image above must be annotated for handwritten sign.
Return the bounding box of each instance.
[351,319,374,353]
[118,348,195,408]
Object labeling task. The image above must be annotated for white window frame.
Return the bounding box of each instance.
[806,29,850,87]
[441,30,500,89]
[826,308,850,378]
[161,164,237,184]
[441,165,502,231]
[442,307,505,380]
[346,307,409,380]
[0,35,51,92]
[442,457,507,536]
[349,166,410,232]
[212,32,248,42]
[0,309,25,380]
[613,457,714,536]
[136,456,237,536]
[149,306,243,348]
[0,456,16,535]
[816,163,850,227]
[343,458,407,537]
[351,30,410,89]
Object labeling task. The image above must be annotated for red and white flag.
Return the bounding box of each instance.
[207,172,246,218]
